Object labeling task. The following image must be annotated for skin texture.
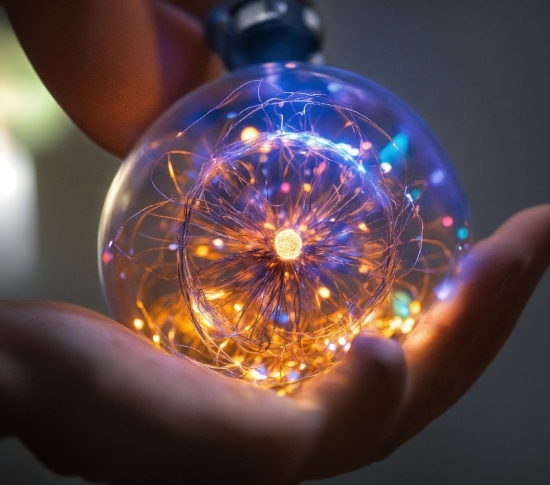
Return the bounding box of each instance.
[3,0,222,157]
[0,1,549,483]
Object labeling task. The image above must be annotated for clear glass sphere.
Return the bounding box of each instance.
[99,62,471,388]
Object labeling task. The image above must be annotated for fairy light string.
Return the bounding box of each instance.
[103,67,470,391]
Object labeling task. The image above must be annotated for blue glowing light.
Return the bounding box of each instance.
[435,281,454,301]
[278,313,290,324]
[457,227,469,240]
[430,169,445,185]
[410,188,422,201]
[379,132,409,164]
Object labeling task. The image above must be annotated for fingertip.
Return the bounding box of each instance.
[295,332,408,479]
[470,204,550,276]
[347,332,405,367]
[343,332,407,395]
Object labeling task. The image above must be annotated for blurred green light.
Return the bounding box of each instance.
[392,290,412,318]
[0,11,70,150]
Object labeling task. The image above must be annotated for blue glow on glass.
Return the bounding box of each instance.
[410,188,422,201]
[327,82,342,93]
[430,169,445,185]
[379,132,409,163]
[435,281,453,301]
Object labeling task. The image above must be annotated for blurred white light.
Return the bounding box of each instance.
[0,125,38,291]
[0,155,17,197]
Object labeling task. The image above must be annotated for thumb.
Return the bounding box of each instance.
[297,333,407,480]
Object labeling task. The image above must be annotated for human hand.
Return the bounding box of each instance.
[3,0,223,158]
[1,204,548,484]
[1,1,549,483]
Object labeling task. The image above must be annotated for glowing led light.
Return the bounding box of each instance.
[303,182,311,192]
[250,368,267,380]
[280,182,291,193]
[392,291,412,318]
[241,126,260,141]
[409,300,421,315]
[380,162,392,174]
[133,318,144,330]
[401,317,415,334]
[234,303,243,312]
[436,282,453,301]
[390,317,403,330]
[457,227,469,240]
[212,238,224,248]
[152,334,160,343]
[430,170,445,185]
[287,370,300,381]
[380,132,409,163]
[410,188,422,201]
[278,313,290,324]
[274,229,303,260]
[318,287,331,299]
[442,215,454,228]
[196,245,209,257]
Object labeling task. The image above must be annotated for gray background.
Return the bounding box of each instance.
[1,1,549,484]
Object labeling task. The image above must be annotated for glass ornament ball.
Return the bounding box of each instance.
[99,62,471,389]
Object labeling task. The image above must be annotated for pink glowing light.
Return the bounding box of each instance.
[280,182,291,193]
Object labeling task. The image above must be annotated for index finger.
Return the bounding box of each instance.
[387,204,550,451]
[4,0,222,157]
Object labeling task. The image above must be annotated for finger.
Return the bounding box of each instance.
[385,204,550,452]
[296,333,407,480]
[0,301,311,484]
[4,0,222,157]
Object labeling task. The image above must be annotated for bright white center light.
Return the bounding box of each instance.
[274,228,302,260]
